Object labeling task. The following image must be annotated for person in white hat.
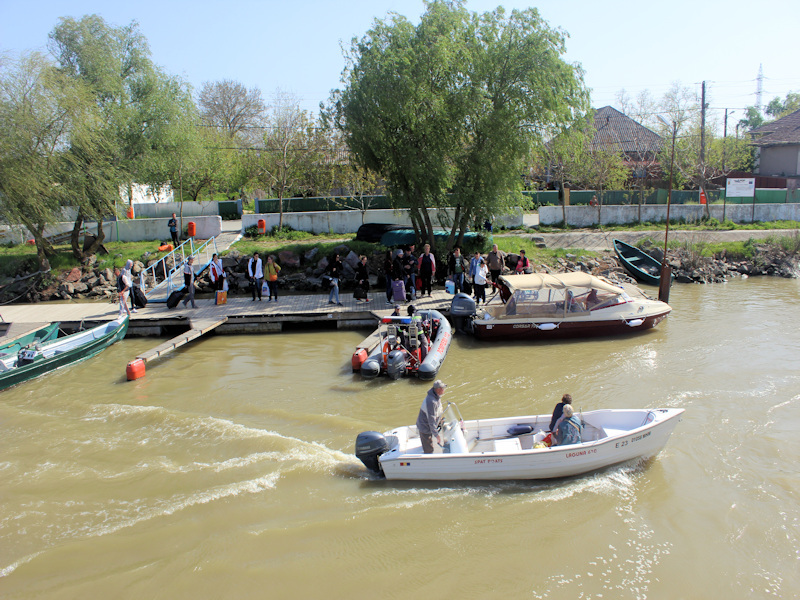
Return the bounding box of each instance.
[416,379,447,453]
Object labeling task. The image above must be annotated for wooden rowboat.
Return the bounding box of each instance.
[0,316,128,391]
[0,323,59,356]
[613,239,665,286]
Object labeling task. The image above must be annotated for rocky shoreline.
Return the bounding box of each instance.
[2,240,798,304]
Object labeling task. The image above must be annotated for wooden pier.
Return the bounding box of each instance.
[0,289,455,377]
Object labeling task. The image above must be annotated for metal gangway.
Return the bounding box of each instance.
[138,237,218,302]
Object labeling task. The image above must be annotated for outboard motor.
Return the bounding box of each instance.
[17,348,39,367]
[449,292,476,334]
[386,349,406,380]
[355,431,389,474]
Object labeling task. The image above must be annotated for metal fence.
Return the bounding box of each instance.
[250,189,799,213]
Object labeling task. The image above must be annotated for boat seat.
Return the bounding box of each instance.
[601,427,627,438]
[493,438,521,453]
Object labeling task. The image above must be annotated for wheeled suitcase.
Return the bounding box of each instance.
[166,289,185,309]
[132,286,148,308]
[391,279,406,302]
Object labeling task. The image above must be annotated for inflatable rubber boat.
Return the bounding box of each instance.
[354,309,452,381]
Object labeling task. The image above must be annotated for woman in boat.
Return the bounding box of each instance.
[553,405,583,446]
[549,393,573,432]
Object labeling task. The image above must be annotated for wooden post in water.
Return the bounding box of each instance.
[657,116,677,304]
[658,264,672,304]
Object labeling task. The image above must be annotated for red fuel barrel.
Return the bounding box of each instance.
[126,359,146,381]
[352,349,368,371]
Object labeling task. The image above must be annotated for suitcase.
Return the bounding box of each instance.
[354,287,367,301]
[391,279,406,302]
[132,286,148,308]
[215,290,227,305]
[166,289,185,309]
[461,279,472,295]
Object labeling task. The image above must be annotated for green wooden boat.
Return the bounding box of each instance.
[0,316,128,391]
[0,323,60,356]
[613,239,665,286]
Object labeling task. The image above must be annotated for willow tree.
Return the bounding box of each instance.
[49,15,194,259]
[0,52,91,271]
[331,0,587,252]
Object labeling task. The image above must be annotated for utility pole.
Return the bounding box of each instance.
[700,81,708,215]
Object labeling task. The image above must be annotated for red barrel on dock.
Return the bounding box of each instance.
[187,221,196,237]
[258,219,266,235]
[126,359,146,381]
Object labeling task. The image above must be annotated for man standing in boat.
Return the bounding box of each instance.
[416,380,447,453]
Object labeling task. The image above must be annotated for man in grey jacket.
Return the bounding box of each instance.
[416,379,447,453]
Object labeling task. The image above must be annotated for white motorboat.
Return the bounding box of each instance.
[355,404,684,481]
[449,272,671,341]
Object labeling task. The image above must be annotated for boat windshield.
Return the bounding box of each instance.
[503,286,622,317]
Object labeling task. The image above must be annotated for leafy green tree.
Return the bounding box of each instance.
[0,52,89,270]
[250,90,325,228]
[765,92,800,119]
[737,106,765,132]
[332,0,586,252]
[48,15,194,259]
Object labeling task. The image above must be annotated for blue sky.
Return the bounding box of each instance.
[2,0,798,129]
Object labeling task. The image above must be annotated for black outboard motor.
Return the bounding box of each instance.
[355,431,389,474]
[386,349,406,380]
[449,292,476,334]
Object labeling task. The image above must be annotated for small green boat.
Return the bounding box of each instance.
[0,323,60,356]
[613,239,666,286]
[0,316,128,391]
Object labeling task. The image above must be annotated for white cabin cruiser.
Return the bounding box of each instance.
[356,403,684,481]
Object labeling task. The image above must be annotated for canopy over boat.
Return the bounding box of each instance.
[498,272,625,295]
[452,272,671,341]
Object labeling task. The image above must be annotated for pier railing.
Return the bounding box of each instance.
[139,237,218,302]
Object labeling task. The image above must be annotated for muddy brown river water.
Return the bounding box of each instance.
[1,277,799,599]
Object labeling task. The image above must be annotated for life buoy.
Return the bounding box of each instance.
[381,341,391,367]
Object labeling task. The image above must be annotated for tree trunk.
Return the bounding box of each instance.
[22,219,55,272]
[71,211,85,260]
[82,220,107,256]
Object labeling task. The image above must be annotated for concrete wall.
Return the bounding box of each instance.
[0,216,222,245]
[242,207,524,234]
[132,201,221,218]
[540,203,800,226]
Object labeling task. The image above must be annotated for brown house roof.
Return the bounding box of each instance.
[749,108,800,146]
[590,106,663,156]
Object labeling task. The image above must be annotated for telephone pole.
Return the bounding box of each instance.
[699,81,707,214]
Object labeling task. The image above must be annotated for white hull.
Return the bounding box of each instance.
[377,408,684,481]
